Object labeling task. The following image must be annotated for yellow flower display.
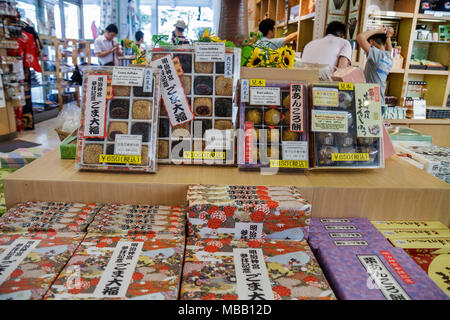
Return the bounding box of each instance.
[247,47,265,68]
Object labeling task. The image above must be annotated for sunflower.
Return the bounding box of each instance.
[247,47,265,67]
[123,39,134,49]
[278,48,295,68]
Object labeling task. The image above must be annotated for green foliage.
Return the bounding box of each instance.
[152,35,170,46]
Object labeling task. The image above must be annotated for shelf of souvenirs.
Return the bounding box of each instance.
[0,55,21,64]
[368,10,414,19]
[275,12,315,28]
[0,39,18,49]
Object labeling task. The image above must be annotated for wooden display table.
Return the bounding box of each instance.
[387,119,450,147]
[3,149,450,225]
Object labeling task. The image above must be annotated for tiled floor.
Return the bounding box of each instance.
[17,114,66,150]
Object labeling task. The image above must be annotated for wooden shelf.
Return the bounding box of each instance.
[387,119,450,125]
[408,69,449,75]
[390,69,405,74]
[3,150,450,225]
[414,40,450,44]
[417,13,450,21]
[368,11,414,19]
[300,12,315,21]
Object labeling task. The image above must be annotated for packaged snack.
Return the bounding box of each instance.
[309,217,378,233]
[316,246,449,300]
[308,237,391,254]
[390,238,450,254]
[380,229,450,240]
[187,185,311,240]
[238,80,309,170]
[75,66,159,172]
[44,234,185,300]
[371,220,448,230]
[180,238,336,300]
[0,232,85,300]
[309,82,384,168]
[150,46,241,165]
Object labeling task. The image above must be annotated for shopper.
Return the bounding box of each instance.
[255,19,298,50]
[171,20,190,45]
[135,30,144,47]
[302,22,352,70]
[94,24,122,66]
[356,26,394,104]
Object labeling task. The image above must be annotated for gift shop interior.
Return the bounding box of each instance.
[0,0,448,301]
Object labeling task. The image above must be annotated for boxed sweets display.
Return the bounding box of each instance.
[309,82,384,169]
[180,238,336,300]
[309,217,378,233]
[316,245,449,300]
[87,204,186,236]
[75,66,160,173]
[238,79,309,170]
[44,234,185,300]
[308,237,392,255]
[389,238,450,255]
[187,185,311,240]
[0,232,85,300]
[380,229,450,240]
[371,220,448,230]
[149,46,241,165]
[0,202,103,233]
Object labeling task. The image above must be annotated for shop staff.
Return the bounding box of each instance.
[255,18,298,50]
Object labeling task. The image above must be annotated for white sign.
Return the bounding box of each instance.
[250,87,280,106]
[194,42,226,62]
[282,141,308,161]
[83,75,108,138]
[143,68,153,93]
[320,219,351,223]
[0,74,5,108]
[224,54,233,78]
[235,222,263,240]
[358,254,411,300]
[290,84,304,132]
[413,98,426,120]
[333,240,369,246]
[114,134,142,156]
[93,241,143,298]
[241,79,250,103]
[151,56,194,127]
[0,239,40,285]
[234,248,274,300]
[329,232,363,238]
[112,67,145,86]
[205,129,233,150]
[325,225,357,230]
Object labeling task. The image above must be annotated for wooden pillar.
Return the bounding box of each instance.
[218,0,248,46]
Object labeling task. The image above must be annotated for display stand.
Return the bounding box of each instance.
[3,149,449,225]
[387,119,450,147]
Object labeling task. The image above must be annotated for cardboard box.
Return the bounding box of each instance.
[316,246,449,300]
[371,220,448,230]
[187,185,311,240]
[180,238,336,300]
[0,232,85,300]
[381,229,450,240]
[44,234,185,300]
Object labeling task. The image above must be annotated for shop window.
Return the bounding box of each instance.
[17,0,38,28]
[63,1,80,39]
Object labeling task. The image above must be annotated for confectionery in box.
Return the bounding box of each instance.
[380,229,450,240]
[309,82,384,169]
[0,202,103,233]
[180,238,336,300]
[87,205,186,237]
[75,66,159,173]
[149,46,241,165]
[371,220,448,230]
[238,79,309,170]
[0,232,85,300]
[389,238,450,254]
[316,245,449,300]
[309,217,378,233]
[44,234,185,300]
[187,185,311,240]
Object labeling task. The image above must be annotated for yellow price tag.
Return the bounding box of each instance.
[331,153,369,161]
[269,160,309,168]
[339,83,354,91]
[99,154,142,164]
[250,79,266,87]
[183,151,226,160]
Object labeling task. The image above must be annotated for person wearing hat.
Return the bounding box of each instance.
[172,20,190,45]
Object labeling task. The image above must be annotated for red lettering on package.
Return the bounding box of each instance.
[380,250,415,285]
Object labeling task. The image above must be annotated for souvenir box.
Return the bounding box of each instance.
[371,220,448,230]
[0,202,103,233]
[390,238,450,255]
[309,82,384,169]
[187,185,311,240]
[308,237,391,254]
[316,245,449,300]
[0,232,85,300]
[149,46,241,165]
[75,66,160,173]
[380,229,450,240]
[309,217,378,233]
[44,234,185,300]
[238,79,309,170]
[180,238,336,300]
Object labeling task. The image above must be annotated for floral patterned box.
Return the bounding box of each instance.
[316,245,449,300]
[0,202,103,233]
[187,185,311,240]
[0,232,85,300]
[44,234,185,300]
[180,238,336,300]
[87,221,186,236]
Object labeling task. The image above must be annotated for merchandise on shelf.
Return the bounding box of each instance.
[388,127,432,143]
[380,229,450,240]
[0,232,85,300]
[149,45,241,165]
[0,201,103,233]
[187,185,311,240]
[238,80,309,170]
[75,66,159,173]
[390,238,450,254]
[316,245,449,300]
[371,220,449,230]
[308,235,392,255]
[309,83,384,169]
[44,234,185,300]
[309,217,376,232]
[86,204,186,236]
[180,238,336,300]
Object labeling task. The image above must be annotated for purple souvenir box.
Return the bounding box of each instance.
[308,237,392,254]
[309,220,378,234]
[310,217,373,227]
[317,245,449,300]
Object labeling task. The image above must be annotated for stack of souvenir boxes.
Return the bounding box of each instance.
[187,184,311,240]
